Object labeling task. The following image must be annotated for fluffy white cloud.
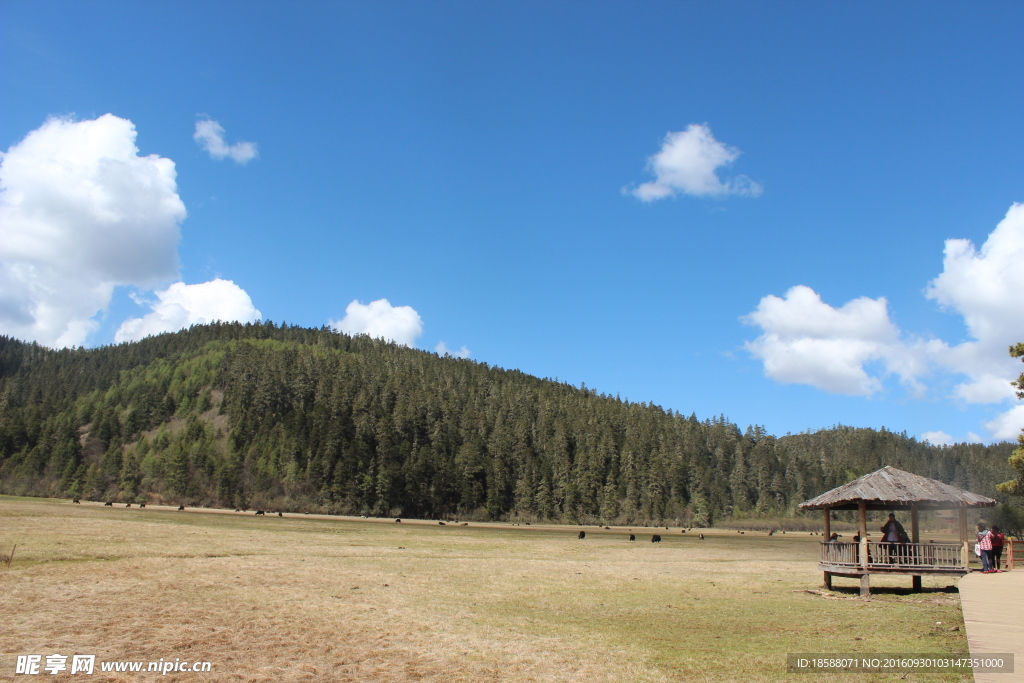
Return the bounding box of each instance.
[984,405,1024,441]
[742,285,912,395]
[0,114,185,347]
[921,431,954,446]
[114,279,261,343]
[629,124,762,201]
[330,299,423,347]
[744,203,1024,440]
[194,119,258,164]
[925,203,1024,403]
[435,341,471,359]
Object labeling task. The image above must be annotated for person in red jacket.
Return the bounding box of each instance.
[990,525,1005,572]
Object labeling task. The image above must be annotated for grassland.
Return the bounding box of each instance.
[0,496,972,682]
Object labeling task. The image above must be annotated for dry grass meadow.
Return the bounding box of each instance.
[0,496,973,682]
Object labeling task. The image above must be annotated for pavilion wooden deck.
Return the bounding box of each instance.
[820,541,970,591]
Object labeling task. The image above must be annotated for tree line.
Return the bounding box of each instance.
[0,323,1016,524]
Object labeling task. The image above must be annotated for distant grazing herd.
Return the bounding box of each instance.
[77,499,785,543]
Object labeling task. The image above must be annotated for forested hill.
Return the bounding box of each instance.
[0,323,1015,523]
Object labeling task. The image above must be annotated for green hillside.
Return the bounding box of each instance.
[0,323,1015,522]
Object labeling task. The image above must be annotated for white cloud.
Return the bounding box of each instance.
[742,285,912,395]
[925,203,1024,403]
[194,119,258,164]
[114,279,261,343]
[330,299,423,347]
[0,114,185,347]
[984,405,1024,441]
[628,124,762,201]
[744,203,1024,440]
[921,431,954,446]
[435,341,470,359]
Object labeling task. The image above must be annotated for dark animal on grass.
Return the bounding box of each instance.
[698,533,705,540]
[681,529,686,533]
[578,531,586,539]
[652,535,662,543]
[255,510,265,516]
[177,505,185,511]
[235,509,241,512]
[125,503,131,508]
[629,534,636,541]
[72,499,80,504]
[439,522,446,526]
[278,512,283,517]
[139,503,145,508]
[104,502,112,507]
[395,519,402,523]
[604,526,611,530]
[461,523,468,526]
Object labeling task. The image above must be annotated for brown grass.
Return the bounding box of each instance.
[0,497,972,682]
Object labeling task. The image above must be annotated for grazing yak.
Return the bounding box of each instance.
[255,510,265,516]
[395,518,402,523]
[278,512,283,517]
[651,535,662,543]
[72,499,80,504]
[104,502,113,507]
[439,521,446,526]
[177,505,185,511]
[578,531,586,539]
[125,503,131,508]
[629,534,636,541]
[139,503,145,508]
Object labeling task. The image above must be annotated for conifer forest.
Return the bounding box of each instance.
[0,323,1015,523]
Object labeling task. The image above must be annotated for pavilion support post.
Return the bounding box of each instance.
[823,508,832,589]
[911,504,921,592]
[958,508,969,570]
[859,502,868,571]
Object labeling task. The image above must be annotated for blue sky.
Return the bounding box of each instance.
[3,1,1024,445]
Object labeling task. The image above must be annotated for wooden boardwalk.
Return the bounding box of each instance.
[959,570,1023,682]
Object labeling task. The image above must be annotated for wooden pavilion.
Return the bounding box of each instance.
[799,466,996,596]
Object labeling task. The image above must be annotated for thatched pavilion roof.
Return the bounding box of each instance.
[799,465,997,511]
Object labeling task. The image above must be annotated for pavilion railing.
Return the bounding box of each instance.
[820,542,967,571]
